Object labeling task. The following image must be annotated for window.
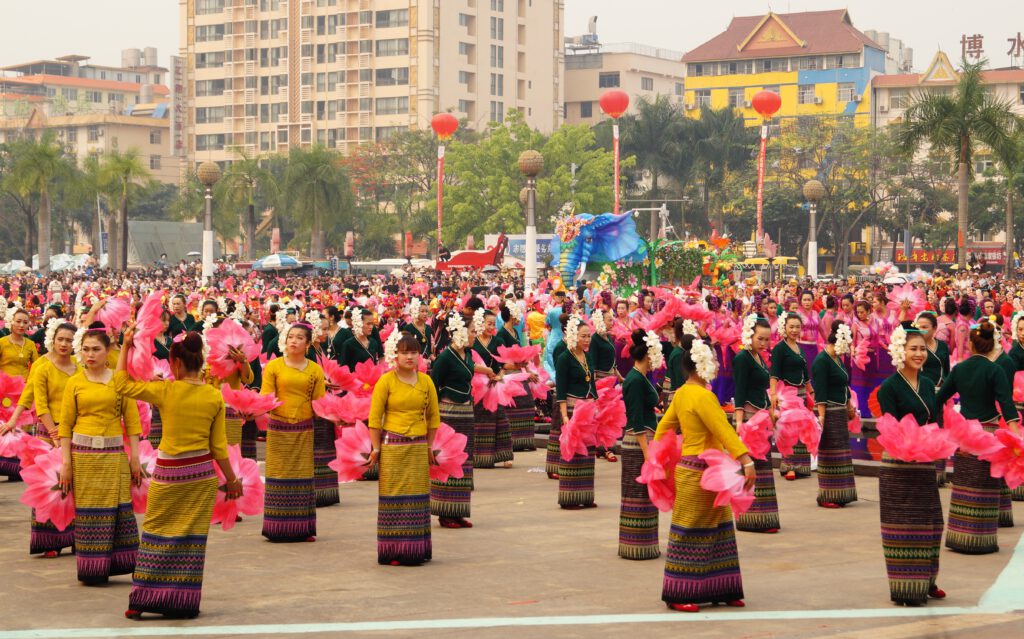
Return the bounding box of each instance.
[375,126,405,141]
[889,89,909,109]
[728,88,744,108]
[490,45,504,67]
[675,82,684,96]
[798,84,816,104]
[797,57,822,70]
[196,0,224,15]
[458,70,471,84]
[376,38,408,56]
[459,42,472,55]
[195,24,225,42]
[358,10,372,24]
[61,88,78,100]
[490,73,504,96]
[87,126,100,142]
[490,101,504,122]
[196,51,225,68]
[490,17,504,39]
[689,63,705,77]
[195,79,226,96]
[760,59,775,73]
[358,127,372,140]
[1018,84,1024,103]
[86,91,102,103]
[149,130,162,144]
[763,85,780,95]
[695,89,711,107]
[641,77,654,91]
[196,134,226,151]
[458,99,472,113]
[359,98,371,111]
[376,67,409,86]
[108,93,123,104]
[580,101,593,118]
[376,9,408,28]
[837,82,856,102]
[259,0,280,9]
[598,72,620,88]
[490,0,504,9]
[375,96,409,115]
[150,155,162,170]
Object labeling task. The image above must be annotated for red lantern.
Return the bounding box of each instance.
[431,113,459,141]
[751,90,782,119]
[599,90,630,119]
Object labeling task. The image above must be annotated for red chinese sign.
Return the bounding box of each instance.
[896,248,1004,263]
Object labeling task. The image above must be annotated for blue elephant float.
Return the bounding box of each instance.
[549,212,647,288]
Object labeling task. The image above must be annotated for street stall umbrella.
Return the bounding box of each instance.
[253,253,301,271]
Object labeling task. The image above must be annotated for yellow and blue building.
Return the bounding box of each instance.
[681,10,887,127]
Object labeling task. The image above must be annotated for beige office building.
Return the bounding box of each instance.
[178,0,564,166]
[563,42,685,125]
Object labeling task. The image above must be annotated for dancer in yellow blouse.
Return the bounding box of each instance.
[3,321,79,556]
[367,334,440,566]
[654,335,755,613]
[58,325,142,585]
[0,307,38,379]
[260,323,326,542]
[116,327,241,620]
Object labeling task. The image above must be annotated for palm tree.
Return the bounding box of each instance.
[620,95,683,202]
[101,149,153,270]
[898,58,1022,269]
[691,106,756,233]
[216,148,280,260]
[283,145,352,258]
[4,131,72,273]
[995,131,1024,275]
[77,155,113,259]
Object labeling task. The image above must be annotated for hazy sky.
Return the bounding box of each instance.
[0,1,1021,73]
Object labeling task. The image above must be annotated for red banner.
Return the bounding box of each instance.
[895,248,1004,263]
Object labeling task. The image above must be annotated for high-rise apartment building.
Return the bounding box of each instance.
[178,0,564,167]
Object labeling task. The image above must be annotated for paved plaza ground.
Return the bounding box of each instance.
[1,448,1022,639]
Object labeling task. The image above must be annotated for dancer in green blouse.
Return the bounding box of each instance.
[810,320,857,508]
[770,313,812,480]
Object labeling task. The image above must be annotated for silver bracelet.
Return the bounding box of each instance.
[742,462,754,468]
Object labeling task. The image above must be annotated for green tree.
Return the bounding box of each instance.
[691,106,756,233]
[620,95,683,201]
[100,148,154,270]
[3,131,75,272]
[217,148,280,260]
[283,145,354,258]
[898,58,1023,269]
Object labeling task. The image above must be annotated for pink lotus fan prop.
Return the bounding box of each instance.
[221,387,281,430]
[560,399,597,461]
[471,372,528,413]
[319,356,357,391]
[127,289,165,381]
[775,385,822,456]
[738,410,773,460]
[137,401,152,439]
[943,405,1002,456]
[887,284,926,317]
[206,319,260,379]
[329,421,374,482]
[980,429,1024,490]
[698,448,755,515]
[1014,371,1024,404]
[525,364,551,401]
[852,339,871,371]
[592,379,626,449]
[493,344,542,365]
[429,423,469,482]
[211,444,264,531]
[96,297,131,333]
[848,393,863,434]
[0,371,26,422]
[637,430,682,512]
[19,446,75,531]
[128,440,159,514]
[875,414,959,463]
[312,394,349,424]
[15,433,50,468]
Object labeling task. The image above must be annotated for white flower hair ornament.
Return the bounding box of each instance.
[447,313,469,350]
[230,303,247,324]
[888,325,908,370]
[690,338,719,382]
[43,317,66,352]
[1011,311,1024,336]
[0,297,8,325]
[564,315,583,351]
[472,307,487,337]
[275,309,290,335]
[682,319,700,338]
[384,327,402,368]
[644,330,664,369]
[71,327,87,365]
[508,301,523,325]
[201,312,218,334]
[834,323,853,356]
[350,308,364,335]
[304,309,323,341]
[216,296,229,314]
[740,313,758,350]
[3,301,22,326]
[591,308,608,335]
[408,298,422,320]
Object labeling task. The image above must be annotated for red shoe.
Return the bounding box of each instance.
[389,560,401,566]
[439,517,462,529]
[304,536,316,542]
[42,550,59,558]
[603,451,618,463]
[763,528,779,534]
[547,472,560,480]
[818,502,842,509]
[456,518,473,528]
[785,471,796,481]
[725,600,745,607]
[125,610,142,620]
[667,603,700,613]
[928,586,946,599]
[560,504,584,510]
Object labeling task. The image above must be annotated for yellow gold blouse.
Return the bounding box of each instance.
[17,356,80,420]
[367,371,440,437]
[260,357,325,423]
[0,335,38,379]
[58,371,141,439]
[654,383,749,459]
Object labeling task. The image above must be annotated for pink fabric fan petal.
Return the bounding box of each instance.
[328,421,374,482]
[319,357,359,393]
[876,413,959,463]
[15,433,50,468]
[886,284,927,317]
[560,400,597,461]
[351,360,387,396]
[848,393,862,434]
[137,401,152,439]
[493,344,542,365]
[128,440,159,514]
[471,373,497,412]
[336,393,372,424]
[637,430,682,512]
[312,394,348,423]
[698,448,755,515]
[96,297,131,332]
[0,371,26,421]
[526,365,551,401]
[19,446,75,531]
[853,339,871,371]
[212,444,265,531]
[0,429,25,458]
[221,387,282,420]
[429,423,469,482]
[128,290,165,381]
[206,319,260,379]
[592,383,626,449]
[738,410,773,460]
[943,405,1002,456]
[1014,371,1024,404]
[981,429,1024,489]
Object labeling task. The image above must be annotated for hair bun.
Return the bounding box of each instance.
[182,332,204,353]
[630,329,647,346]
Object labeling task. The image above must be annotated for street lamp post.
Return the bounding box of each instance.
[599,90,629,215]
[752,90,782,245]
[518,150,544,290]
[803,179,825,279]
[197,161,221,283]
[431,113,459,257]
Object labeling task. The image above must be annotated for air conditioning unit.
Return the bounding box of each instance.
[813,97,823,105]
[879,105,889,113]
[852,94,863,102]
[743,100,752,108]
[684,103,696,111]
